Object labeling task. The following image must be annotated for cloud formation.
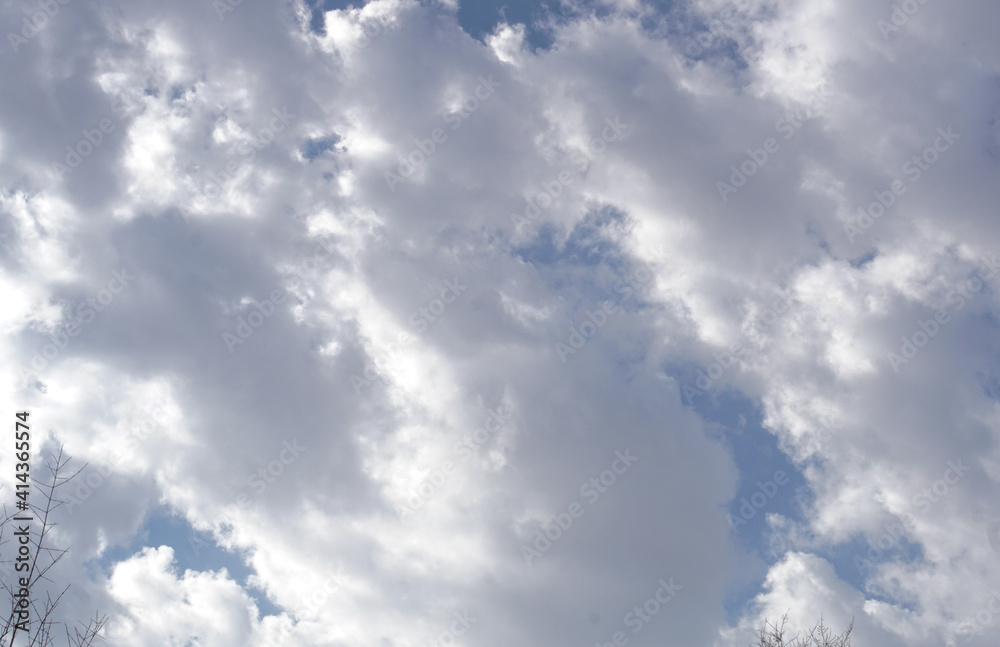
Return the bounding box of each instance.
[1,0,999,645]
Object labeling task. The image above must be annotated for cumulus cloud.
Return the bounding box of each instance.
[1,0,998,645]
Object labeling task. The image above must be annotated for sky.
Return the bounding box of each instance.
[1,0,999,645]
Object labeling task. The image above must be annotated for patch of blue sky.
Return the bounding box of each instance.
[93,505,283,619]
[676,386,814,622]
[309,0,659,52]
[301,134,342,161]
[822,528,925,599]
[303,0,757,78]
[678,384,928,620]
[511,206,657,307]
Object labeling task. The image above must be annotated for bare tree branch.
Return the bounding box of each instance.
[750,612,854,647]
[0,446,107,646]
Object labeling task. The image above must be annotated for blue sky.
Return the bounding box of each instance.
[3,0,1000,646]
[313,0,605,50]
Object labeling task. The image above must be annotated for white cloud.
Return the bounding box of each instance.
[1,0,999,645]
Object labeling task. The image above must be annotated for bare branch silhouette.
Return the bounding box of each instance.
[751,612,854,647]
[1,446,107,646]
